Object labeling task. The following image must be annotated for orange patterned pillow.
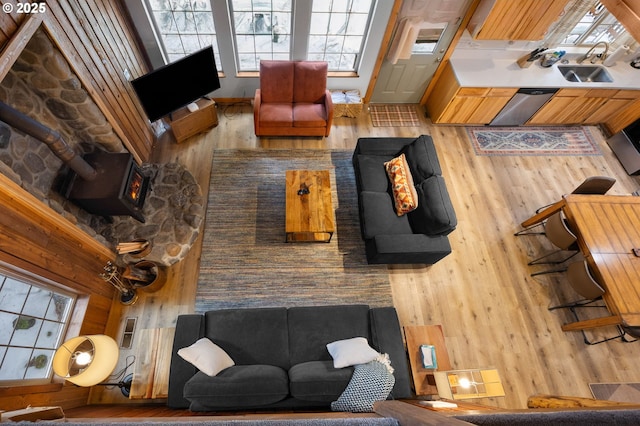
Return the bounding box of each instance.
[384,153,418,216]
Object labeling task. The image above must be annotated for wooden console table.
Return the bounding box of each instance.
[167,98,217,143]
[403,325,452,396]
[130,327,174,399]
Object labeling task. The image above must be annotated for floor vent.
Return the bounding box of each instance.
[120,317,137,348]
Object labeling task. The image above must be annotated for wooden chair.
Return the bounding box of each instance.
[528,211,579,273]
[549,260,636,344]
[516,176,616,237]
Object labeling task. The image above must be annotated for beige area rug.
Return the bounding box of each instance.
[590,383,640,403]
[195,149,392,312]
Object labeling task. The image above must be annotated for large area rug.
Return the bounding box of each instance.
[195,150,392,312]
[369,104,421,127]
[590,383,640,403]
[466,126,602,156]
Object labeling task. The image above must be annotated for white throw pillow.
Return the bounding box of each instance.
[177,337,235,376]
[326,337,380,368]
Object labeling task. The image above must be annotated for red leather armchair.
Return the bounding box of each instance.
[254,60,333,137]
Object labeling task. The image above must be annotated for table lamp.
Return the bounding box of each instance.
[52,334,132,396]
[433,368,505,400]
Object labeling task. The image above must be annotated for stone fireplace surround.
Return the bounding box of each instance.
[0,28,203,266]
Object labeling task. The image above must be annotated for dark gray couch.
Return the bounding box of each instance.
[167,304,412,411]
[352,135,457,264]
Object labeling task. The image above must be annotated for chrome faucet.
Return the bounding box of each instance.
[576,41,609,64]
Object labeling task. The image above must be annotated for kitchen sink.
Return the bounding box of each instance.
[557,65,613,83]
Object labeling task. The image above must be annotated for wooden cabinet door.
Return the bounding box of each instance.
[528,89,607,125]
[430,86,517,124]
[437,96,486,123]
[601,91,640,134]
[470,0,569,40]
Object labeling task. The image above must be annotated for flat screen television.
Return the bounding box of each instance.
[131,46,220,122]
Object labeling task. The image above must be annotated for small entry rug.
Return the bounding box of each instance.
[196,149,392,312]
[466,126,601,156]
[369,104,421,127]
[590,383,640,403]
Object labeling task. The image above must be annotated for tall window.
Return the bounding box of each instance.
[561,1,627,46]
[145,0,222,67]
[140,1,376,73]
[230,0,292,71]
[308,0,374,71]
[0,272,74,383]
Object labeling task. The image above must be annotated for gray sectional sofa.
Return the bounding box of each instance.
[167,304,412,412]
[352,135,457,264]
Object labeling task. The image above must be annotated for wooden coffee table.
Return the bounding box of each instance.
[285,170,335,243]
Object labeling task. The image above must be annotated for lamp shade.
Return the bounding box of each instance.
[52,335,119,387]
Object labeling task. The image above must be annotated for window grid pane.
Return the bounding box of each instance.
[308,0,374,71]
[0,274,74,382]
[146,0,222,67]
[231,1,292,72]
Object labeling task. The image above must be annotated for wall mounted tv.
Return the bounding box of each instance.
[132,46,220,122]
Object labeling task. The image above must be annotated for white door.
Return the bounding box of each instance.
[371,7,467,103]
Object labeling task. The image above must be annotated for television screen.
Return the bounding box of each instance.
[131,46,220,122]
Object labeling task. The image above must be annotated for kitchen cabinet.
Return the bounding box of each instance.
[598,91,640,135]
[587,90,640,125]
[426,62,517,124]
[468,0,570,40]
[527,89,610,125]
[528,89,640,126]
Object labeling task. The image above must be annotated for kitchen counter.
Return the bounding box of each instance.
[449,50,640,89]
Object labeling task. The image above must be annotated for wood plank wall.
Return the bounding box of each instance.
[0,0,151,411]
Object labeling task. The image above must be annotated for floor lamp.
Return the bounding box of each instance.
[52,334,132,397]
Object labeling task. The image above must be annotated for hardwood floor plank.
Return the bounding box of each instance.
[90,105,640,412]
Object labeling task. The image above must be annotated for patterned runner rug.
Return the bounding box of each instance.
[590,383,640,403]
[195,149,392,312]
[369,104,421,127]
[466,126,601,156]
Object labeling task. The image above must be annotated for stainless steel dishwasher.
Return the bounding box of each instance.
[490,88,558,126]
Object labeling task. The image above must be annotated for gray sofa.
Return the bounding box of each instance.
[167,304,412,411]
[352,135,457,264]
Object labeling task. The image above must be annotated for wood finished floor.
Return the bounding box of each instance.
[90,103,640,411]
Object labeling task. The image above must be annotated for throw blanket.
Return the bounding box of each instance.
[331,354,395,413]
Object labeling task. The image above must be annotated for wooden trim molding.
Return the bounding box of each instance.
[0,383,63,397]
[0,13,43,82]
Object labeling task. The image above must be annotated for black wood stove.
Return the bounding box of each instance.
[63,151,149,223]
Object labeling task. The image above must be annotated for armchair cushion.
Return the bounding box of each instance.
[259,103,293,126]
[359,191,413,239]
[354,155,392,193]
[293,61,330,103]
[400,135,443,182]
[408,175,457,236]
[293,103,328,127]
[183,365,289,408]
[259,61,294,103]
[289,361,353,402]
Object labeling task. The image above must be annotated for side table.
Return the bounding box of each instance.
[403,325,452,396]
[129,327,175,399]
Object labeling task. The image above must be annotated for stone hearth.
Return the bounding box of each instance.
[96,162,204,266]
